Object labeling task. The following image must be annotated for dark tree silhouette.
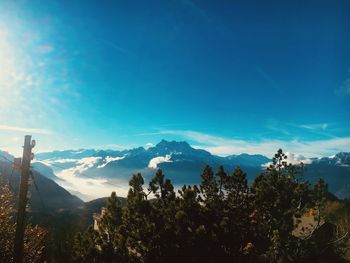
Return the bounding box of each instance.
[73,149,347,263]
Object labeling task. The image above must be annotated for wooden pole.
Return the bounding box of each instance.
[13,135,33,263]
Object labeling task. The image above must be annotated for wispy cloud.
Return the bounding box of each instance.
[297,123,328,130]
[264,119,290,136]
[99,39,135,56]
[256,67,281,93]
[36,44,54,54]
[264,119,335,139]
[181,0,209,19]
[339,79,350,95]
[0,125,52,135]
[335,68,350,95]
[51,156,128,201]
[160,129,350,157]
[287,122,336,138]
[91,143,134,150]
[180,0,230,40]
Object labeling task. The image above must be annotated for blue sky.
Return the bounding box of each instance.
[0,0,349,157]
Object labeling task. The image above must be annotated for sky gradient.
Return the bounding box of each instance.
[0,0,349,157]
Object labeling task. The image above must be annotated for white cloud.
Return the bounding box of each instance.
[55,172,128,201]
[97,156,125,168]
[10,136,20,142]
[0,124,52,135]
[284,152,312,165]
[32,159,79,171]
[298,123,328,131]
[50,156,101,179]
[145,143,154,148]
[50,158,78,164]
[74,157,102,173]
[261,152,312,168]
[38,156,129,201]
[48,156,130,201]
[148,155,172,169]
[71,150,86,155]
[161,130,350,158]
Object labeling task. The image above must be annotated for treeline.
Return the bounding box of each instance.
[73,150,350,263]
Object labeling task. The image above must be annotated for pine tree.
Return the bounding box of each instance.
[73,226,100,262]
[97,192,124,262]
[252,149,313,262]
[123,173,152,262]
[147,169,177,261]
[73,192,125,263]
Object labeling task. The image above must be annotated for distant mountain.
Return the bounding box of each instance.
[307,153,350,198]
[33,140,350,199]
[36,149,98,160]
[2,144,348,262]
[32,162,61,181]
[312,152,350,167]
[225,153,271,167]
[0,150,14,162]
[37,140,268,183]
[0,152,83,214]
[81,196,126,223]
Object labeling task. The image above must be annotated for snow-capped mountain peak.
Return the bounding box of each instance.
[27,142,350,200]
[312,152,350,167]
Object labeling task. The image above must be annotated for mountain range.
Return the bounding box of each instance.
[0,151,83,214]
[0,140,349,260]
[29,139,350,200]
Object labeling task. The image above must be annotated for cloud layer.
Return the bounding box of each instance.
[43,156,129,201]
[0,125,51,135]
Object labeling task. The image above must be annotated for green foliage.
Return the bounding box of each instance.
[73,192,125,263]
[73,149,348,263]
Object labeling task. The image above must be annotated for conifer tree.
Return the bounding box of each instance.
[73,192,125,262]
[97,192,124,262]
[123,173,153,262]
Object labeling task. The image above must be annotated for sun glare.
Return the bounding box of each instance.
[0,26,16,88]
[0,24,28,112]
